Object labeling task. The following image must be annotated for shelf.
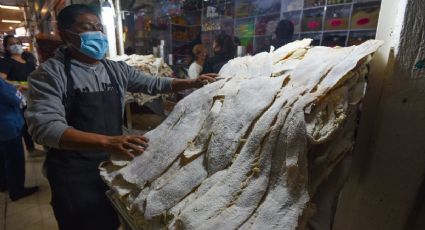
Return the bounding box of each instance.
[254,34,273,37]
[321,29,349,33]
[171,23,202,28]
[326,2,353,7]
[235,12,281,20]
[172,54,191,57]
[303,6,326,10]
[350,28,376,31]
[172,39,192,43]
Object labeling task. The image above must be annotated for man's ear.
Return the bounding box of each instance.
[58,30,67,44]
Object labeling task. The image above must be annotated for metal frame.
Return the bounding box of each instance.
[106,190,138,230]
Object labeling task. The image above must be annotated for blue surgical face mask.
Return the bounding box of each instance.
[68,31,108,60]
[8,44,24,55]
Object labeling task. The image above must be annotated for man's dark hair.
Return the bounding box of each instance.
[214,32,235,60]
[57,4,99,31]
[275,20,294,40]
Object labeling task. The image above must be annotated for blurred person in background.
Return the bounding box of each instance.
[0,77,39,201]
[0,35,43,156]
[203,32,235,74]
[257,19,294,53]
[188,44,207,79]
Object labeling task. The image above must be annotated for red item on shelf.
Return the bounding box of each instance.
[357,18,370,25]
[330,19,343,27]
[307,21,320,29]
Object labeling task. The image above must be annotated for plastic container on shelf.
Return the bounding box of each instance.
[282,10,302,33]
[324,5,351,30]
[322,31,348,47]
[301,7,324,32]
[351,2,381,29]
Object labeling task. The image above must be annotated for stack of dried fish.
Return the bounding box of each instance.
[101,39,383,229]
[109,54,174,106]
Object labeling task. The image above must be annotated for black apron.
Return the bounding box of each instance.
[45,52,121,230]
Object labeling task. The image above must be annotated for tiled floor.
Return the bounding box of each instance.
[0,153,58,230]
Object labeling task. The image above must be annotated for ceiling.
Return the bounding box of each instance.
[0,4,26,34]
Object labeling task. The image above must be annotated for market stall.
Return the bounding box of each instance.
[121,0,381,58]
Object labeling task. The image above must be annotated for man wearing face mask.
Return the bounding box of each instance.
[25,4,216,230]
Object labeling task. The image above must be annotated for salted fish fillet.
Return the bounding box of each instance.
[144,155,207,219]
[100,40,383,230]
[206,76,284,174]
[113,81,225,194]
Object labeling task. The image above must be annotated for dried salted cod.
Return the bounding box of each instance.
[108,54,173,107]
[101,40,383,230]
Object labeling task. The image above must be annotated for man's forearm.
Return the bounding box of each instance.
[59,128,108,152]
[58,128,150,158]
[171,79,202,92]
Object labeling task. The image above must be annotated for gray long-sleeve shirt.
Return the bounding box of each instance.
[25,48,173,148]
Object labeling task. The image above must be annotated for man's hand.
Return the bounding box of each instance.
[103,135,150,158]
[172,73,218,92]
[194,73,218,88]
[59,128,151,159]
[17,84,28,92]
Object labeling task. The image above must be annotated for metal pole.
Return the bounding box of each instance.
[115,0,125,55]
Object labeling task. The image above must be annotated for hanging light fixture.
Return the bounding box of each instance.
[0,5,20,10]
[2,19,22,23]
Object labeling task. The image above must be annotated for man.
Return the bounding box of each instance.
[25,4,216,230]
[257,19,295,53]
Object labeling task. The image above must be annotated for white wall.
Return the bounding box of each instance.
[333,0,425,229]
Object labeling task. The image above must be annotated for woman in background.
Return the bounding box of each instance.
[0,77,38,200]
[188,44,207,79]
[203,33,235,74]
[0,35,41,155]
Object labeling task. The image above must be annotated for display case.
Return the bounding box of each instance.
[282,0,303,12]
[304,0,325,8]
[327,0,353,5]
[255,14,280,36]
[302,8,324,32]
[201,0,235,55]
[252,0,281,15]
[322,31,349,47]
[198,0,382,53]
[235,0,255,18]
[347,30,376,46]
[351,2,380,29]
[324,5,351,31]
